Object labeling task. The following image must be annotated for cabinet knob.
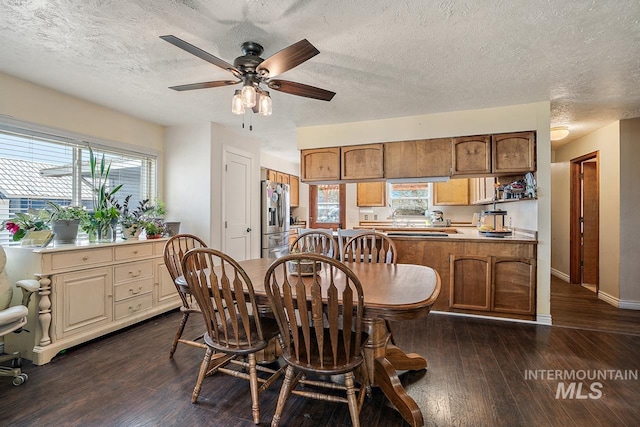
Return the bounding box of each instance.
[130,270,141,277]
[133,250,139,254]
[82,256,89,261]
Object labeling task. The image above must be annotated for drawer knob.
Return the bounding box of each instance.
[133,250,139,254]
[130,286,143,295]
[129,303,142,312]
[130,270,142,277]
[82,256,89,261]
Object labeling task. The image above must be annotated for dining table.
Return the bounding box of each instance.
[177,257,441,427]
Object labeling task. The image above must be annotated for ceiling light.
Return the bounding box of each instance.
[241,84,257,108]
[550,126,570,141]
[258,91,272,116]
[231,90,244,115]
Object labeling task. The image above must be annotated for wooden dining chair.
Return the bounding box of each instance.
[181,248,283,424]
[336,228,370,261]
[342,231,398,343]
[264,253,370,427]
[163,234,208,358]
[289,229,338,259]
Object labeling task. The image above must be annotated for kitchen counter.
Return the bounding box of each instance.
[356,224,537,242]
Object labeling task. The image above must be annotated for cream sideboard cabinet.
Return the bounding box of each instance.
[3,239,180,365]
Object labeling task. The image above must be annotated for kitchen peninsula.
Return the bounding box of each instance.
[3,239,180,365]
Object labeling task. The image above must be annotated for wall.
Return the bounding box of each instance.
[619,118,640,304]
[165,123,262,258]
[0,73,163,153]
[552,121,621,300]
[298,101,552,320]
[261,151,310,225]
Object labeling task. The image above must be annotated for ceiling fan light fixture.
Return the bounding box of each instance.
[231,90,244,115]
[258,91,272,116]
[550,126,570,141]
[241,84,257,108]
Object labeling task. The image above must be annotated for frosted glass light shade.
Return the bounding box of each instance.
[550,126,570,141]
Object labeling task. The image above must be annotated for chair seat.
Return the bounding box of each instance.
[0,305,28,336]
[204,315,280,355]
[282,328,368,375]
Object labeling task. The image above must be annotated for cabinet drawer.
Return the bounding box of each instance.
[114,260,154,283]
[114,293,153,320]
[114,278,154,302]
[51,247,113,270]
[114,243,153,261]
[153,241,167,255]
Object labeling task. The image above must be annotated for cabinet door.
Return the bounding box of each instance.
[492,257,536,314]
[266,169,277,182]
[357,182,386,206]
[433,179,469,205]
[341,144,384,180]
[300,148,341,182]
[385,138,452,178]
[451,135,491,176]
[277,171,290,184]
[289,175,300,207]
[492,131,536,174]
[55,267,113,338]
[155,259,178,304]
[449,255,491,310]
[470,177,496,204]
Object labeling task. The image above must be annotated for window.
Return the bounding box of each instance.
[388,183,430,216]
[309,184,345,229]
[0,122,157,243]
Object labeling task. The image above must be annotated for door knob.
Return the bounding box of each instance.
[246,227,252,232]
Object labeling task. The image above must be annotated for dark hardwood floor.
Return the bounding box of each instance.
[2,279,640,426]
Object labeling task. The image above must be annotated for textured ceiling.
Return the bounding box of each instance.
[1,0,639,163]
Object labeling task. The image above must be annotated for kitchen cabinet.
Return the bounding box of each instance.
[289,175,300,207]
[385,138,452,178]
[276,171,289,185]
[357,181,386,207]
[492,257,536,315]
[449,255,491,311]
[470,177,496,204]
[492,131,536,174]
[451,135,492,176]
[266,169,277,182]
[3,239,180,365]
[433,179,469,206]
[300,147,341,182]
[341,144,384,180]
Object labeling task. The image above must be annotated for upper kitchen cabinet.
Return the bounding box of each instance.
[300,147,341,182]
[451,135,491,176]
[433,178,469,205]
[266,169,277,182]
[341,144,384,180]
[492,131,536,174]
[276,171,289,185]
[289,175,299,207]
[385,138,452,178]
[356,181,386,207]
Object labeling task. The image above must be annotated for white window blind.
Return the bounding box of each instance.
[0,123,157,243]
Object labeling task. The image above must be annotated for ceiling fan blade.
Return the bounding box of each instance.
[257,39,319,78]
[169,80,240,91]
[268,80,335,101]
[160,35,240,76]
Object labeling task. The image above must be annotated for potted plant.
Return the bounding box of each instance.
[117,195,152,240]
[2,209,50,241]
[46,201,88,244]
[88,148,123,242]
[142,218,166,239]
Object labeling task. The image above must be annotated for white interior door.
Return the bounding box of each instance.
[224,148,252,261]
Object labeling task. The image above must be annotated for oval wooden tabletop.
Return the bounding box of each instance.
[239,258,442,321]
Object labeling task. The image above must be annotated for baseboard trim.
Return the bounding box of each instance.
[619,300,640,310]
[550,268,570,282]
[598,291,619,307]
[431,310,552,326]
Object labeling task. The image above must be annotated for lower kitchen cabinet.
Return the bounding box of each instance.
[3,239,181,365]
[450,254,536,316]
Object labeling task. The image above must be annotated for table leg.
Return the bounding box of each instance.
[363,318,425,427]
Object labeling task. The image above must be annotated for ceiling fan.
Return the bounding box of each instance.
[160,35,336,116]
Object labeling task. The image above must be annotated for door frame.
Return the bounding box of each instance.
[309,184,346,230]
[570,151,599,286]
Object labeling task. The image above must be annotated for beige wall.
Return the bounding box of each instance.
[298,102,552,319]
[0,73,163,152]
[552,121,621,299]
[619,118,640,302]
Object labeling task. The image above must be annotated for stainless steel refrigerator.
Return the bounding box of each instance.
[261,180,290,258]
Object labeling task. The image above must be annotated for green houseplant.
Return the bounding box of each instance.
[2,209,50,241]
[85,148,123,242]
[46,201,89,244]
[117,195,152,240]
[142,218,166,239]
